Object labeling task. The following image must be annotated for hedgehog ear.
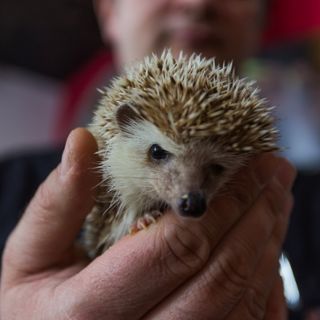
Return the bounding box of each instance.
[116,103,142,131]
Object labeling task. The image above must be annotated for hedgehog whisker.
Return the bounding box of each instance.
[103,201,119,216]
[99,194,121,216]
[92,179,109,190]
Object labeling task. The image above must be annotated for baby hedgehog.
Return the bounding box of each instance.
[84,50,278,257]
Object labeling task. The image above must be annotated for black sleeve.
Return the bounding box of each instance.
[0,149,62,257]
[284,171,320,311]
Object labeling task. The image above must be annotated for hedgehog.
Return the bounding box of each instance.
[84,50,279,257]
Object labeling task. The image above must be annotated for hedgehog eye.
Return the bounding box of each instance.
[149,144,170,161]
[210,164,225,175]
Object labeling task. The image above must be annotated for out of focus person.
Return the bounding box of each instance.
[0,0,318,319]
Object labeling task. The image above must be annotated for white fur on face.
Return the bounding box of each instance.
[97,119,248,245]
[106,120,182,211]
[106,120,246,217]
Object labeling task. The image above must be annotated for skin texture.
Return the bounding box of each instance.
[95,0,262,67]
[1,128,296,319]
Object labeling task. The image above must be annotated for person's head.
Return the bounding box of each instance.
[94,0,265,69]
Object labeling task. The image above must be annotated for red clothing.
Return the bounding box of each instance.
[54,50,114,142]
[264,0,320,44]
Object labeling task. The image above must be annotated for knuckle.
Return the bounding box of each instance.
[211,248,250,298]
[36,181,55,213]
[29,180,58,224]
[231,169,258,210]
[161,223,210,276]
[270,216,287,248]
[2,232,24,273]
[55,288,90,320]
[66,310,89,320]
[173,307,202,320]
[60,308,86,320]
[2,242,15,267]
[264,178,286,219]
[234,188,253,211]
[243,288,266,320]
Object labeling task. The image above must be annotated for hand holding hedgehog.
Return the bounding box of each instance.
[84,50,279,256]
[0,128,295,319]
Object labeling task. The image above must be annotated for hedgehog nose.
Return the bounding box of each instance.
[178,192,207,217]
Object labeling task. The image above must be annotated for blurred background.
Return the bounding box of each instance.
[0,0,320,171]
[0,0,320,319]
[0,0,105,156]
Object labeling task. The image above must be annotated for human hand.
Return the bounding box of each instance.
[0,128,295,320]
[305,308,320,320]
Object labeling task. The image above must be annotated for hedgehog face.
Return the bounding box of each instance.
[106,111,245,218]
[147,138,245,218]
[92,51,278,218]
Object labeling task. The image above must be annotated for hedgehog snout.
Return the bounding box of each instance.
[177,192,207,218]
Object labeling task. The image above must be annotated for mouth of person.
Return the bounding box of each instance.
[169,27,224,50]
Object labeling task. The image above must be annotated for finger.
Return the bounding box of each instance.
[3,128,99,275]
[227,267,279,320]
[198,153,283,252]
[56,212,212,320]
[264,275,288,320]
[144,159,296,320]
[227,195,293,320]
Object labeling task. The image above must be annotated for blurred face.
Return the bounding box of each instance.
[95,0,263,68]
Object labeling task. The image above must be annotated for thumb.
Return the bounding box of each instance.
[3,128,99,274]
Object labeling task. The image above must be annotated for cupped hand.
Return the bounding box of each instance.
[0,128,295,320]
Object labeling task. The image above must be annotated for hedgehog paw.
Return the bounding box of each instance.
[129,211,163,234]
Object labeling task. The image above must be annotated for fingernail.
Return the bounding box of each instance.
[275,160,297,190]
[60,131,75,176]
